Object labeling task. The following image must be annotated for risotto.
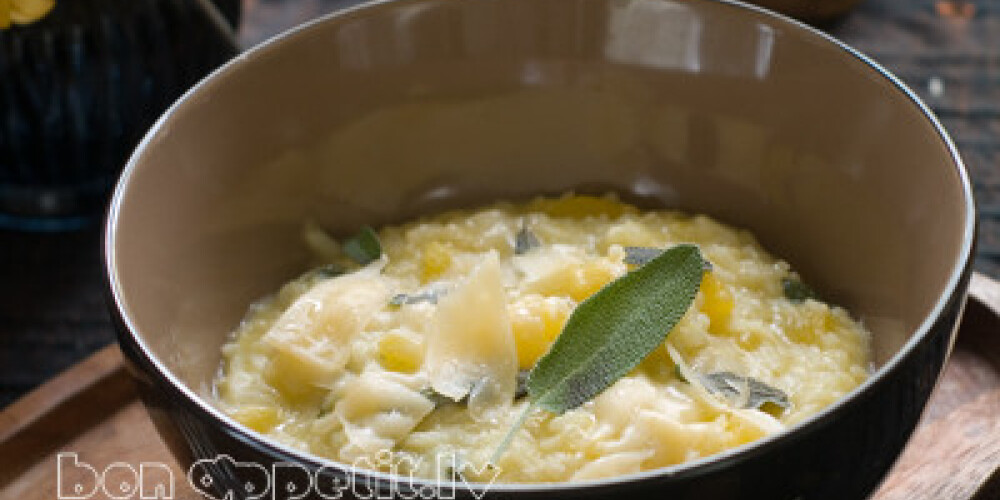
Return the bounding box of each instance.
[215,194,870,483]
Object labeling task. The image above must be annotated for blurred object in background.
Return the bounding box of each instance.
[0,0,239,231]
[748,0,865,22]
[0,0,57,28]
[935,0,976,21]
[213,0,242,28]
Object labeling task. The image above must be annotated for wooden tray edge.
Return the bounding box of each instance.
[0,344,134,483]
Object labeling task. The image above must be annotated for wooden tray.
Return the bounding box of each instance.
[2,276,999,500]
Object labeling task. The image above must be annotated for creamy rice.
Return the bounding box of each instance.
[215,194,870,483]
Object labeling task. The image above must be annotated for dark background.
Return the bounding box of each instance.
[1,0,997,408]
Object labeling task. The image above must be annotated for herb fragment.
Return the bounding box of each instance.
[514,223,541,255]
[492,244,706,462]
[700,371,791,412]
[390,289,446,307]
[422,370,531,407]
[514,370,530,400]
[622,246,663,266]
[342,226,382,265]
[420,378,485,407]
[625,246,712,271]
[782,277,817,303]
[421,387,462,407]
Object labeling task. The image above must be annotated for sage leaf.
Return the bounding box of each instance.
[625,246,712,271]
[493,244,705,461]
[530,243,705,411]
[700,371,791,412]
[421,386,463,407]
[514,223,541,255]
[622,246,664,266]
[342,226,382,265]
[390,288,447,307]
[423,370,531,407]
[782,277,817,303]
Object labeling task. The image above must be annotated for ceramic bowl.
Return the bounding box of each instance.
[105,0,975,498]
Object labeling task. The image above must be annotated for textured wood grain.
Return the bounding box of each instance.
[872,390,1000,500]
[1,394,203,500]
[0,346,130,469]
[0,345,202,500]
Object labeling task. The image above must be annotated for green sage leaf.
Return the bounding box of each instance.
[342,226,382,265]
[782,277,817,303]
[493,244,705,461]
[622,246,664,266]
[529,243,705,412]
[514,223,541,255]
[421,386,462,407]
[390,288,447,307]
[421,369,532,410]
[700,371,791,412]
[625,246,712,271]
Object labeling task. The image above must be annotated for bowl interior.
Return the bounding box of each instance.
[109,0,970,428]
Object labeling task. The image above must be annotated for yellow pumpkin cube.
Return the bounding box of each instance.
[509,296,570,369]
[701,273,734,334]
[571,262,617,301]
[378,332,424,373]
[528,260,617,302]
[784,302,835,344]
[420,241,452,282]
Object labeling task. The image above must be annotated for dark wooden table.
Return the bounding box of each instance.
[1,0,997,408]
